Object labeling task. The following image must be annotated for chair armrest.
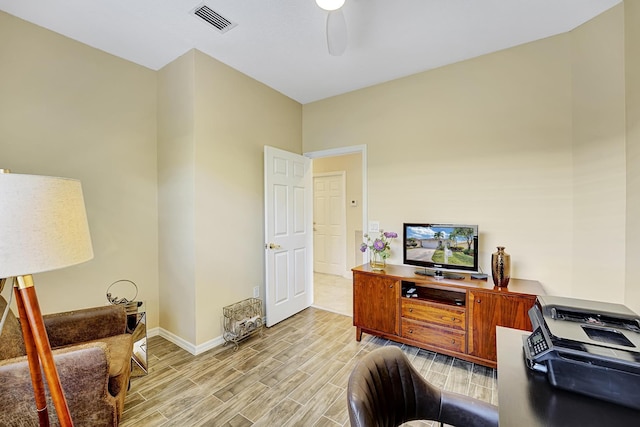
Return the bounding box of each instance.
[440,390,499,427]
[0,343,117,426]
[44,304,128,348]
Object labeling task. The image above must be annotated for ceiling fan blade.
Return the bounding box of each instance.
[326,9,348,56]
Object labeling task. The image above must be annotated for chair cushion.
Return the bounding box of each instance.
[90,334,133,378]
[83,334,133,398]
[54,332,132,399]
[0,296,26,360]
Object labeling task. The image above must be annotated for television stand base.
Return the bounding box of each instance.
[415,269,465,280]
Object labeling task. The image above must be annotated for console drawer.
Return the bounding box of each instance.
[401,318,466,353]
[402,299,465,331]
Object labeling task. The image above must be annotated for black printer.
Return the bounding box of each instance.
[523,295,640,410]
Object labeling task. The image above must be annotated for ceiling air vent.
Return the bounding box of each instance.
[192,4,237,33]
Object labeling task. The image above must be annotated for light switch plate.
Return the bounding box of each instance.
[368,221,380,232]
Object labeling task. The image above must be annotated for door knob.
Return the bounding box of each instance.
[266,243,281,249]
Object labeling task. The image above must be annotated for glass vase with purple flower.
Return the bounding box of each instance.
[360,230,397,271]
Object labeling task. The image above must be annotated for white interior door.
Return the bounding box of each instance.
[264,146,313,327]
[313,173,346,275]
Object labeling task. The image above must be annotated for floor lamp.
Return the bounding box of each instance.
[0,170,94,427]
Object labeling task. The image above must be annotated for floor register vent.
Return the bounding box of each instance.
[192,4,237,33]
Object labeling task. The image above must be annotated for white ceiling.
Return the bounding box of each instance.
[0,0,621,104]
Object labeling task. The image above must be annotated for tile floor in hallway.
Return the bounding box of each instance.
[312,272,353,317]
[121,307,497,427]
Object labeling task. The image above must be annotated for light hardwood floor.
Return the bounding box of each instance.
[121,308,497,427]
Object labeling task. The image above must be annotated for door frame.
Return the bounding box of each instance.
[304,144,368,267]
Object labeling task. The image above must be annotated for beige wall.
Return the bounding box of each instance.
[193,50,302,346]
[0,12,159,326]
[625,0,640,314]
[303,3,633,302]
[1,10,302,350]
[158,50,303,347]
[2,0,639,347]
[157,51,197,344]
[312,154,363,272]
[304,35,575,296]
[571,6,626,303]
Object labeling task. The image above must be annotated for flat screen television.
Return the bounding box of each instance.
[403,223,479,275]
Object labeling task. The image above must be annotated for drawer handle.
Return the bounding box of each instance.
[389,285,393,289]
[451,339,456,344]
[409,308,413,312]
[476,299,481,304]
[409,329,413,334]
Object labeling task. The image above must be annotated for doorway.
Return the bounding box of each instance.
[305,145,367,317]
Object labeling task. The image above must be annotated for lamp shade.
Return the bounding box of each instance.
[0,173,94,278]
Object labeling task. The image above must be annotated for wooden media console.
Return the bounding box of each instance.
[352,263,544,368]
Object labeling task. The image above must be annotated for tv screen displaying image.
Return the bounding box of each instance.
[403,223,478,272]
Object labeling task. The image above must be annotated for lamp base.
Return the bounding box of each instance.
[15,275,73,427]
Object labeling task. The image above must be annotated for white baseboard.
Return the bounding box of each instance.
[156,327,224,356]
[195,335,225,355]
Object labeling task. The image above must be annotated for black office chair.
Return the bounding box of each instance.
[347,346,499,427]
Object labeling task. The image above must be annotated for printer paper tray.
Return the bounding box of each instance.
[547,356,640,410]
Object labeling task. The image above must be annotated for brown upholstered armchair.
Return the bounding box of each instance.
[347,346,499,427]
[0,295,133,426]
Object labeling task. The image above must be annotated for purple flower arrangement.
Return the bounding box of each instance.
[360,230,398,260]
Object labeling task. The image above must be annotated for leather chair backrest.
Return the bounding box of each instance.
[347,346,441,427]
[0,295,26,360]
[347,346,499,427]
